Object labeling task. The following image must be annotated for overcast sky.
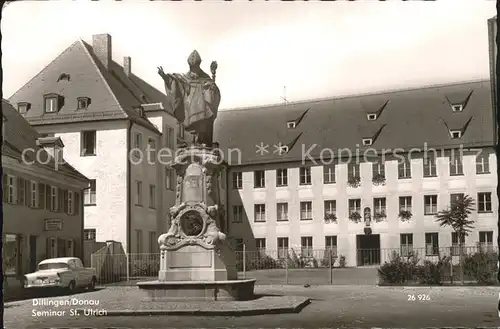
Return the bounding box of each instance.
[2,1,496,110]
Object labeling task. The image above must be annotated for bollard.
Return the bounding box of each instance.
[329,250,333,284]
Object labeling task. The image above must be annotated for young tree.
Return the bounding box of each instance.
[435,194,475,285]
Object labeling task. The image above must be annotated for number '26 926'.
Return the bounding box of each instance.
[408,294,430,301]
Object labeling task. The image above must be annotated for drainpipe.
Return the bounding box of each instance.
[127,121,133,260]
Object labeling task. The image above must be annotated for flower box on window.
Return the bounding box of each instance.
[324,212,337,223]
[347,176,361,188]
[348,211,362,223]
[373,211,387,222]
[398,210,413,221]
[372,173,386,186]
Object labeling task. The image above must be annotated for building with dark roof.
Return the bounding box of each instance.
[2,99,89,288]
[8,34,186,255]
[213,79,497,266]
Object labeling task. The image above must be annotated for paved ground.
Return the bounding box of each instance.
[4,285,499,328]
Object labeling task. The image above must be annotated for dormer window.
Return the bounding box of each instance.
[287,121,296,129]
[367,113,377,121]
[451,104,463,112]
[362,138,373,146]
[77,97,91,109]
[17,102,31,114]
[134,106,144,117]
[450,130,462,139]
[44,94,60,113]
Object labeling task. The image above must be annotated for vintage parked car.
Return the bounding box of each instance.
[24,257,97,292]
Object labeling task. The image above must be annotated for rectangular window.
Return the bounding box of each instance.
[177,123,185,139]
[299,167,311,185]
[277,202,288,221]
[325,236,338,257]
[38,183,45,209]
[45,185,51,210]
[44,97,57,113]
[449,152,463,176]
[348,198,361,215]
[398,158,411,179]
[164,125,174,149]
[451,232,465,256]
[399,196,412,212]
[133,133,142,158]
[81,130,96,156]
[255,238,266,256]
[347,163,360,179]
[324,200,336,219]
[425,233,439,256]
[301,236,313,258]
[400,234,413,256]
[148,138,156,159]
[254,171,265,188]
[450,193,464,205]
[17,177,25,206]
[136,230,143,254]
[165,168,175,190]
[233,172,243,189]
[7,175,17,204]
[323,165,336,184]
[50,186,58,211]
[149,231,157,253]
[67,191,74,215]
[478,192,492,212]
[423,154,437,177]
[479,231,494,252]
[232,205,244,222]
[29,181,37,208]
[300,201,313,220]
[277,237,289,259]
[4,234,19,275]
[84,229,96,241]
[84,179,96,205]
[135,181,143,206]
[372,161,385,178]
[149,184,156,209]
[373,197,386,214]
[254,204,266,222]
[276,169,288,187]
[476,153,490,174]
[424,195,438,215]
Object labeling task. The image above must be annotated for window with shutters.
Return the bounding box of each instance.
[74,192,80,215]
[38,183,46,209]
[18,178,26,206]
[47,237,58,258]
[135,181,143,206]
[30,181,38,208]
[67,240,74,257]
[63,190,69,214]
[50,186,58,211]
[67,191,73,215]
[149,184,156,209]
[164,125,174,149]
[45,185,51,210]
[7,175,17,204]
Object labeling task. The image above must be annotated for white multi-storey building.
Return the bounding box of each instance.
[9,34,187,255]
[214,79,497,267]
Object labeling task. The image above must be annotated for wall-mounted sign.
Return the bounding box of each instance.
[44,219,63,231]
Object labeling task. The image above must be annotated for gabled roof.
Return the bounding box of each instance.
[8,39,171,133]
[214,80,494,166]
[2,100,89,182]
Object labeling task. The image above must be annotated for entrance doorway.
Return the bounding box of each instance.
[29,235,37,272]
[356,234,381,266]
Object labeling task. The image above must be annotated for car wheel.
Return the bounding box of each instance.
[67,281,76,293]
[88,277,96,291]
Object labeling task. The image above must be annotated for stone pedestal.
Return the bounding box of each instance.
[137,146,254,301]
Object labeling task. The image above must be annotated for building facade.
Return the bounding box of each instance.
[215,80,497,267]
[2,100,89,284]
[8,34,186,254]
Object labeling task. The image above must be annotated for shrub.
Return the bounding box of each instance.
[463,250,498,285]
[321,250,337,267]
[131,260,160,277]
[378,252,419,284]
[416,256,450,285]
[244,254,284,271]
[347,176,361,188]
[324,212,337,223]
[372,173,386,186]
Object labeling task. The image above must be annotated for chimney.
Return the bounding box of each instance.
[124,56,131,77]
[92,34,112,70]
[37,137,64,165]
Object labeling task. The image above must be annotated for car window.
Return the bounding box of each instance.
[38,262,68,270]
[67,260,76,269]
[74,259,83,268]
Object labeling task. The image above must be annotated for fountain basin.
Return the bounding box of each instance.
[137,279,256,301]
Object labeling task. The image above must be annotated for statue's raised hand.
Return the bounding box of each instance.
[157,66,166,78]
